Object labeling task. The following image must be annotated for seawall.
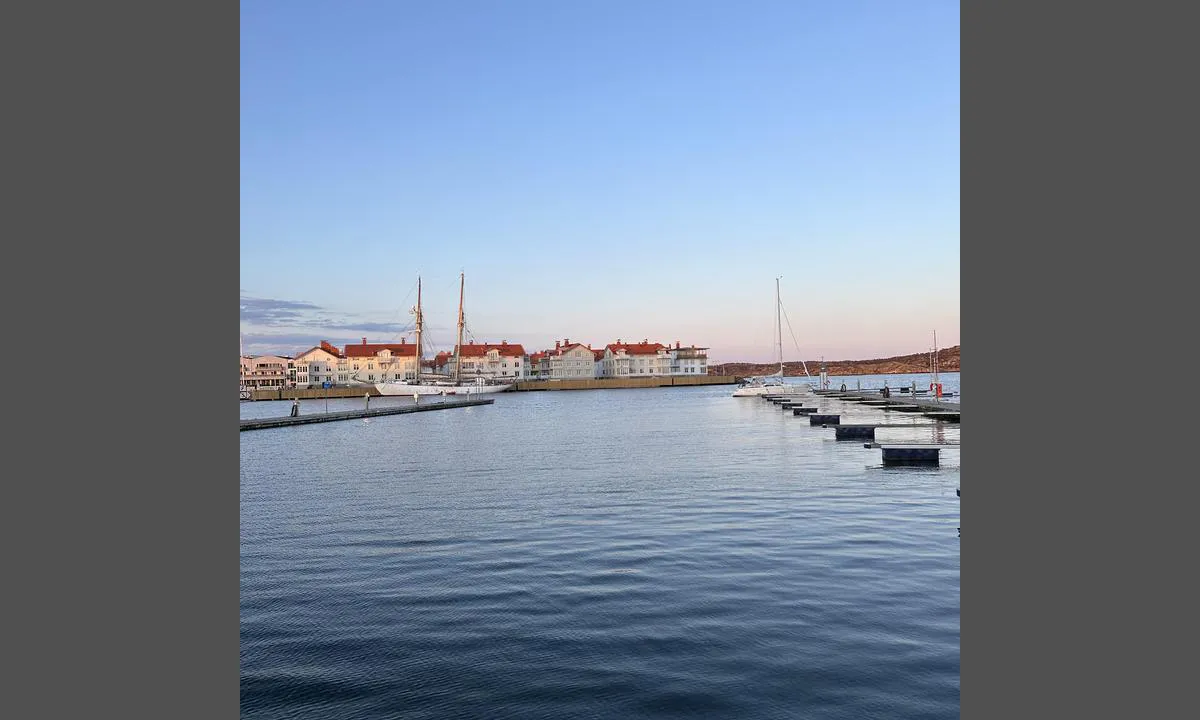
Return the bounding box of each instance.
[248,375,739,401]
[513,376,737,391]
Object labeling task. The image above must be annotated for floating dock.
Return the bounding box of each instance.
[812,389,961,419]
[862,442,961,466]
[829,423,940,440]
[922,411,961,422]
[240,398,494,431]
[756,389,961,467]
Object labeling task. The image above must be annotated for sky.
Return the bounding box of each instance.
[240,0,959,363]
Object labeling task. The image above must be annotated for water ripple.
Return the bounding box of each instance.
[242,384,959,718]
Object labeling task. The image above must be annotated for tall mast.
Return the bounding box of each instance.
[776,276,783,376]
[932,330,939,385]
[454,272,465,384]
[412,277,423,380]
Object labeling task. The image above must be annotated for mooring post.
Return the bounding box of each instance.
[290,399,300,418]
[365,393,370,410]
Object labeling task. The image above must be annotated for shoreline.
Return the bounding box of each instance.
[246,375,740,400]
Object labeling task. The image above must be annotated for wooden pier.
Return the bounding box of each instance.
[240,397,494,431]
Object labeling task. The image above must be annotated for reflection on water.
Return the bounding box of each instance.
[242,378,960,719]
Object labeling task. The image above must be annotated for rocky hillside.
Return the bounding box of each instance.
[711,345,959,377]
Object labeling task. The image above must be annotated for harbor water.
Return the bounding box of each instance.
[241,372,960,718]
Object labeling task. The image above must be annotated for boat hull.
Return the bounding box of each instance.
[732,382,813,397]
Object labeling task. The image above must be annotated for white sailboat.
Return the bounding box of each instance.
[732,277,813,397]
[375,273,513,396]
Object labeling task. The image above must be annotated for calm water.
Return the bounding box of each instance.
[241,373,960,718]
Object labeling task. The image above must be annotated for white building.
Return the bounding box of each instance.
[341,338,421,385]
[543,339,600,379]
[240,354,292,388]
[602,340,673,377]
[670,342,709,375]
[434,341,528,380]
[590,347,606,376]
[527,351,548,380]
[293,342,343,387]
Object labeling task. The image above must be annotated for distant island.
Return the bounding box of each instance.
[711,345,959,378]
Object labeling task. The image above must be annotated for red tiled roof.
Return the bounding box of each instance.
[550,342,591,356]
[297,345,341,360]
[592,349,605,360]
[606,342,667,356]
[344,342,417,358]
[454,342,527,358]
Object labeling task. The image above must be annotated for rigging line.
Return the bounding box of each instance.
[778,303,812,377]
[386,278,421,343]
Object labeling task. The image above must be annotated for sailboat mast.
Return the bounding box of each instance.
[412,277,423,381]
[932,330,939,385]
[776,276,783,376]
[454,272,465,384]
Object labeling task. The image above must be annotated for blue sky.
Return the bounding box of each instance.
[241,1,959,363]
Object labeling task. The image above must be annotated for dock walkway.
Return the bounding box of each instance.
[766,391,962,465]
[240,398,494,431]
[812,389,960,420]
